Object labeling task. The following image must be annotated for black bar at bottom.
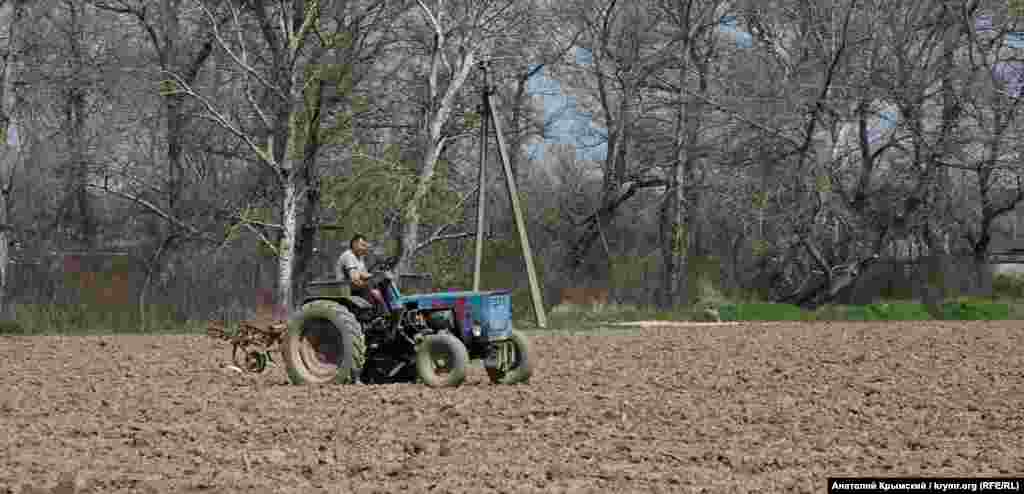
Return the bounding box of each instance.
[828,478,1022,493]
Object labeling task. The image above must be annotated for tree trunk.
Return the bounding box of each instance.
[292,188,318,301]
[400,137,443,271]
[399,36,474,272]
[277,173,300,316]
[275,67,311,315]
[162,0,183,226]
[660,63,704,309]
[0,193,8,320]
[0,0,24,320]
[62,2,94,248]
[291,78,325,304]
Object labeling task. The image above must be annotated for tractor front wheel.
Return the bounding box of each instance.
[415,333,469,387]
[486,330,533,385]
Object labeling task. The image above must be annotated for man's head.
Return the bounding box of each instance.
[350,234,370,257]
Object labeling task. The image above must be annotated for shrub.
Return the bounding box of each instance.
[718,303,803,321]
[993,273,1024,299]
[940,302,1010,320]
[0,319,26,335]
[864,303,933,321]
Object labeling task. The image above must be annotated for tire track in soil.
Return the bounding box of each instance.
[0,321,1021,493]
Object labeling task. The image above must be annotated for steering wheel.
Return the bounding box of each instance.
[370,255,400,273]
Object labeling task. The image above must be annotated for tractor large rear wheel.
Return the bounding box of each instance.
[283,301,366,385]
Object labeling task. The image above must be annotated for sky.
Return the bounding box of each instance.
[523,13,1023,163]
[523,16,754,163]
[524,47,606,163]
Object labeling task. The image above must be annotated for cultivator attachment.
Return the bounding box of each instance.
[207,318,287,373]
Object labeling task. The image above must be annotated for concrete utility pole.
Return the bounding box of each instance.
[472,62,547,328]
[473,64,490,291]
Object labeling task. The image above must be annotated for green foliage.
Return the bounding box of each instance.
[751,239,770,258]
[689,256,725,305]
[1011,0,1024,17]
[540,207,561,229]
[256,241,278,259]
[255,140,274,165]
[415,241,473,293]
[1007,300,1024,319]
[751,190,769,210]
[475,237,547,322]
[609,253,659,295]
[11,304,185,334]
[351,95,369,114]
[939,301,1010,321]
[463,111,481,130]
[815,174,832,193]
[878,280,915,300]
[321,144,461,244]
[0,319,25,335]
[288,61,360,160]
[241,206,273,224]
[223,206,279,256]
[718,303,803,321]
[158,79,181,97]
[864,303,934,320]
[671,223,687,256]
[753,301,1009,322]
[323,31,353,50]
[800,304,849,321]
[287,107,313,161]
[993,273,1024,299]
[925,267,950,297]
[322,112,355,147]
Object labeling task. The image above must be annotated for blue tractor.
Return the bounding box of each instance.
[282,254,533,387]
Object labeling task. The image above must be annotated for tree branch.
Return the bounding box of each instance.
[572,178,668,227]
[86,183,216,242]
[243,222,280,257]
[163,71,280,176]
[644,75,805,149]
[413,230,475,254]
[198,1,288,102]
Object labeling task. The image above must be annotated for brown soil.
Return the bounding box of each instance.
[1,321,1022,493]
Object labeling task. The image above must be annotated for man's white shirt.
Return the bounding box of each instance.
[336,249,367,281]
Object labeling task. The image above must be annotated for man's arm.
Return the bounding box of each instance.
[335,255,347,281]
[338,251,370,287]
[350,269,370,288]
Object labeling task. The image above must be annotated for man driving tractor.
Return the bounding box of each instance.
[336,234,386,308]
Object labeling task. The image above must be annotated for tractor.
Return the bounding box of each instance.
[282,253,533,387]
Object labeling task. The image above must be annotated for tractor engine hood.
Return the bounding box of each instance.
[397,290,513,341]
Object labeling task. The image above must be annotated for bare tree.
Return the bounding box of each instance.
[650,0,725,308]
[396,0,534,272]
[945,4,1024,261]
[0,0,29,319]
[558,0,675,283]
[151,0,370,313]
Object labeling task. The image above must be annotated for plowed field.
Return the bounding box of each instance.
[1,321,1022,493]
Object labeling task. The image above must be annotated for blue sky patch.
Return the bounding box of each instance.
[525,64,609,161]
[1007,31,1024,49]
[719,14,753,49]
[576,47,593,66]
[995,61,1024,97]
[521,16,753,163]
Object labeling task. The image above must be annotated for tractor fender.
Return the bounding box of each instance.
[303,295,373,314]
